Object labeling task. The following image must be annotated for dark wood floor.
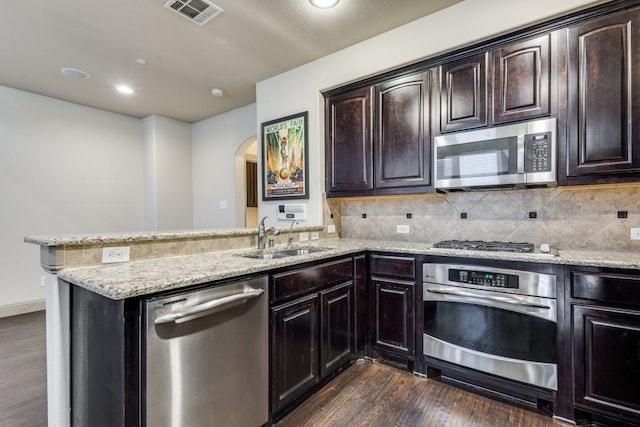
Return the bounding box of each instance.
[2,312,570,427]
[0,311,47,427]
[278,360,567,427]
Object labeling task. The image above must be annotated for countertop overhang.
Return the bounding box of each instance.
[56,239,640,300]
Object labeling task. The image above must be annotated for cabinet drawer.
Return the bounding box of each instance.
[572,272,640,308]
[370,255,415,280]
[272,258,353,303]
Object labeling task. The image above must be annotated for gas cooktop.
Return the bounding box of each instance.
[432,240,535,253]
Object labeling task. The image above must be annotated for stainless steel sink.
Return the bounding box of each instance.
[275,247,331,256]
[240,252,288,260]
[239,246,333,259]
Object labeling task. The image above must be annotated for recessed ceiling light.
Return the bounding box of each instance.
[115,84,135,95]
[211,88,224,97]
[61,68,90,79]
[136,58,147,65]
[309,0,339,8]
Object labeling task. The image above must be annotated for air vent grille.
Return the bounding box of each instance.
[163,0,223,26]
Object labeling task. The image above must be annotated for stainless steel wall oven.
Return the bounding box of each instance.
[423,263,558,391]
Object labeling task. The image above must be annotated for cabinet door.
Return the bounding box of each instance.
[573,304,640,421]
[440,52,489,132]
[567,9,640,176]
[374,71,431,188]
[272,294,319,412]
[373,278,415,357]
[493,34,550,124]
[326,87,373,193]
[320,282,353,377]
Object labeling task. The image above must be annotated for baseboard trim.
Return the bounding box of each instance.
[0,299,46,318]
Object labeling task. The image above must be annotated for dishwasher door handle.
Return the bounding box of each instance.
[154,288,265,325]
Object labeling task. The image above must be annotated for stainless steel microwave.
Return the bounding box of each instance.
[433,118,556,190]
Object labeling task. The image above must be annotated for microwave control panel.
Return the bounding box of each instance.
[524,131,552,173]
[448,269,519,289]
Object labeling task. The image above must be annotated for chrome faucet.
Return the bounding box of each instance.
[257,216,280,249]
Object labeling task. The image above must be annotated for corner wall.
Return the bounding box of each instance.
[0,86,145,311]
[192,104,257,228]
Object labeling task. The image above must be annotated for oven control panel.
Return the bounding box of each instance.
[449,269,519,289]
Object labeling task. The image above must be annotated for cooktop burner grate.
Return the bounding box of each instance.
[433,240,534,253]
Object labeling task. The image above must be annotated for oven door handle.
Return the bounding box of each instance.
[425,287,551,309]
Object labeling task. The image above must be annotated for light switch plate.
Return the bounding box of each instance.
[299,232,309,242]
[327,224,336,233]
[631,228,640,240]
[310,232,319,240]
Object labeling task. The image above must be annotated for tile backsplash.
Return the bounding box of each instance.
[331,185,640,251]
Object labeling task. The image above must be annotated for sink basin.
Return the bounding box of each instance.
[275,247,331,256]
[239,246,333,260]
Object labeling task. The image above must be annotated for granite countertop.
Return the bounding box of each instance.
[57,238,640,300]
[24,225,324,247]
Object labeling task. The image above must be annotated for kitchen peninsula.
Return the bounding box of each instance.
[26,227,640,426]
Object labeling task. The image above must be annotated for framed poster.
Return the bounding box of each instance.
[262,111,309,200]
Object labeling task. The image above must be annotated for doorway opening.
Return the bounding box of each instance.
[234,137,258,227]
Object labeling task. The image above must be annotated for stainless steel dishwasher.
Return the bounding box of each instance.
[144,275,269,427]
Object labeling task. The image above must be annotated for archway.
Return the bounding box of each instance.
[234,136,258,227]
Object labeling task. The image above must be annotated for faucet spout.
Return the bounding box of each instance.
[257,216,279,249]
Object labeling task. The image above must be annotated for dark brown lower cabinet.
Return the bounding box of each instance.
[272,294,320,413]
[270,257,356,416]
[320,282,353,377]
[573,305,640,424]
[570,269,640,425]
[369,254,416,363]
[373,278,415,358]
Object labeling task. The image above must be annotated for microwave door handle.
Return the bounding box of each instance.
[517,135,525,174]
[426,287,551,309]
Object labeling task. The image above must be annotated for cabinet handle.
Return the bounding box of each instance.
[154,288,264,325]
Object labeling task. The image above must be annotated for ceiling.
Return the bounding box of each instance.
[0,0,462,123]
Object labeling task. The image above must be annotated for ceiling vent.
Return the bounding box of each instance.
[163,0,223,26]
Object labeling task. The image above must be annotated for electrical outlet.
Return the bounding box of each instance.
[631,228,640,240]
[310,232,319,240]
[397,224,410,234]
[327,224,336,233]
[40,276,47,287]
[299,232,309,242]
[102,246,130,264]
[219,200,228,210]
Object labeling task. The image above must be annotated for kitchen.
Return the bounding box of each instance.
[3,0,640,426]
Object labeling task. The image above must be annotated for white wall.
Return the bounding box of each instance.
[192,103,257,228]
[0,85,145,310]
[142,115,193,230]
[255,0,603,225]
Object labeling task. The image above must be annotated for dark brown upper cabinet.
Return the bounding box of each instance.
[325,71,433,197]
[325,86,373,193]
[565,7,640,180]
[493,34,550,124]
[439,52,489,133]
[374,71,431,189]
[438,35,551,134]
